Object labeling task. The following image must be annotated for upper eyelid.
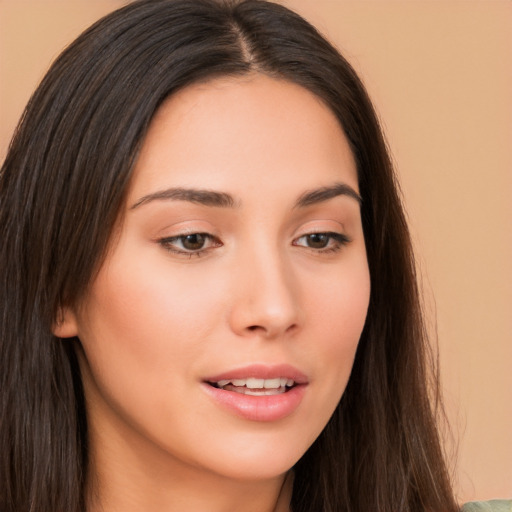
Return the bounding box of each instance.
[155,226,218,243]
[294,228,344,236]
[293,229,350,240]
[160,233,219,244]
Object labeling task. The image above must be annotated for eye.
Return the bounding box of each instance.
[158,233,221,256]
[293,232,350,253]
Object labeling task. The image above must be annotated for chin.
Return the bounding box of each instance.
[191,428,314,482]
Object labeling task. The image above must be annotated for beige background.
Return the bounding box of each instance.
[1,0,510,504]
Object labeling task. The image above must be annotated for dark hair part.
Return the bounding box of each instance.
[0,1,457,511]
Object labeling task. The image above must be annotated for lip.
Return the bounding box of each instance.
[202,364,308,422]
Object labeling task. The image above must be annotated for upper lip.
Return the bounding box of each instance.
[204,364,308,385]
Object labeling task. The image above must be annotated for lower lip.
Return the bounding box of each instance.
[202,383,307,422]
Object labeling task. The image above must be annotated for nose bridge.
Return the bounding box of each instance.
[229,238,301,338]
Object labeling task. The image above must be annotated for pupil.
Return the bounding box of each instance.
[308,233,328,248]
[183,234,205,250]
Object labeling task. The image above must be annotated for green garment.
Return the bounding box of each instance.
[461,500,512,512]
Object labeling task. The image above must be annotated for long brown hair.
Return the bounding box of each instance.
[0,1,457,510]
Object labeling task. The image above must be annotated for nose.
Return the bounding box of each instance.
[228,246,302,339]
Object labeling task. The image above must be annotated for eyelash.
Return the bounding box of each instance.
[158,233,222,258]
[292,232,351,254]
[158,231,351,258]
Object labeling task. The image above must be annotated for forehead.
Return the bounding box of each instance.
[129,74,358,201]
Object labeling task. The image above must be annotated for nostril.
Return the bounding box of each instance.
[245,322,299,336]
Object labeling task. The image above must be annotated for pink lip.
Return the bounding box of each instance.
[202,364,308,422]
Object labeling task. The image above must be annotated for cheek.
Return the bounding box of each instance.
[311,255,369,332]
[75,250,238,428]
[84,252,226,356]
[74,255,226,438]
[306,258,370,387]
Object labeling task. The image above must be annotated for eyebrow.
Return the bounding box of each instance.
[129,182,361,211]
[293,183,362,208]
[130,187,238,210]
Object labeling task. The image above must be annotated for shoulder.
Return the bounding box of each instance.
[461,500,512,512]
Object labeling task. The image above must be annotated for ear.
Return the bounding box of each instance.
[52,306,79,338]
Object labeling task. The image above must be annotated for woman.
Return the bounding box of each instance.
[0,0,485,510]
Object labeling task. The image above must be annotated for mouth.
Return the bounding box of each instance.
[207,377,297,396]
[202,364,308,421]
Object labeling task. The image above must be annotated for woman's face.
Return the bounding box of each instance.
[57,75,370,483]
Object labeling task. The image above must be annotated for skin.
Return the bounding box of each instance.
[55,74,371,512]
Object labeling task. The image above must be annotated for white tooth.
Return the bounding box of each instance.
[264,388,283,395]
[217,380,230,388]
[280,378,287,387]
[286,379,294,387]
[246,378,264,389]
[263,378,281,389]
[244,388,266,396]
[232,379,246,386]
